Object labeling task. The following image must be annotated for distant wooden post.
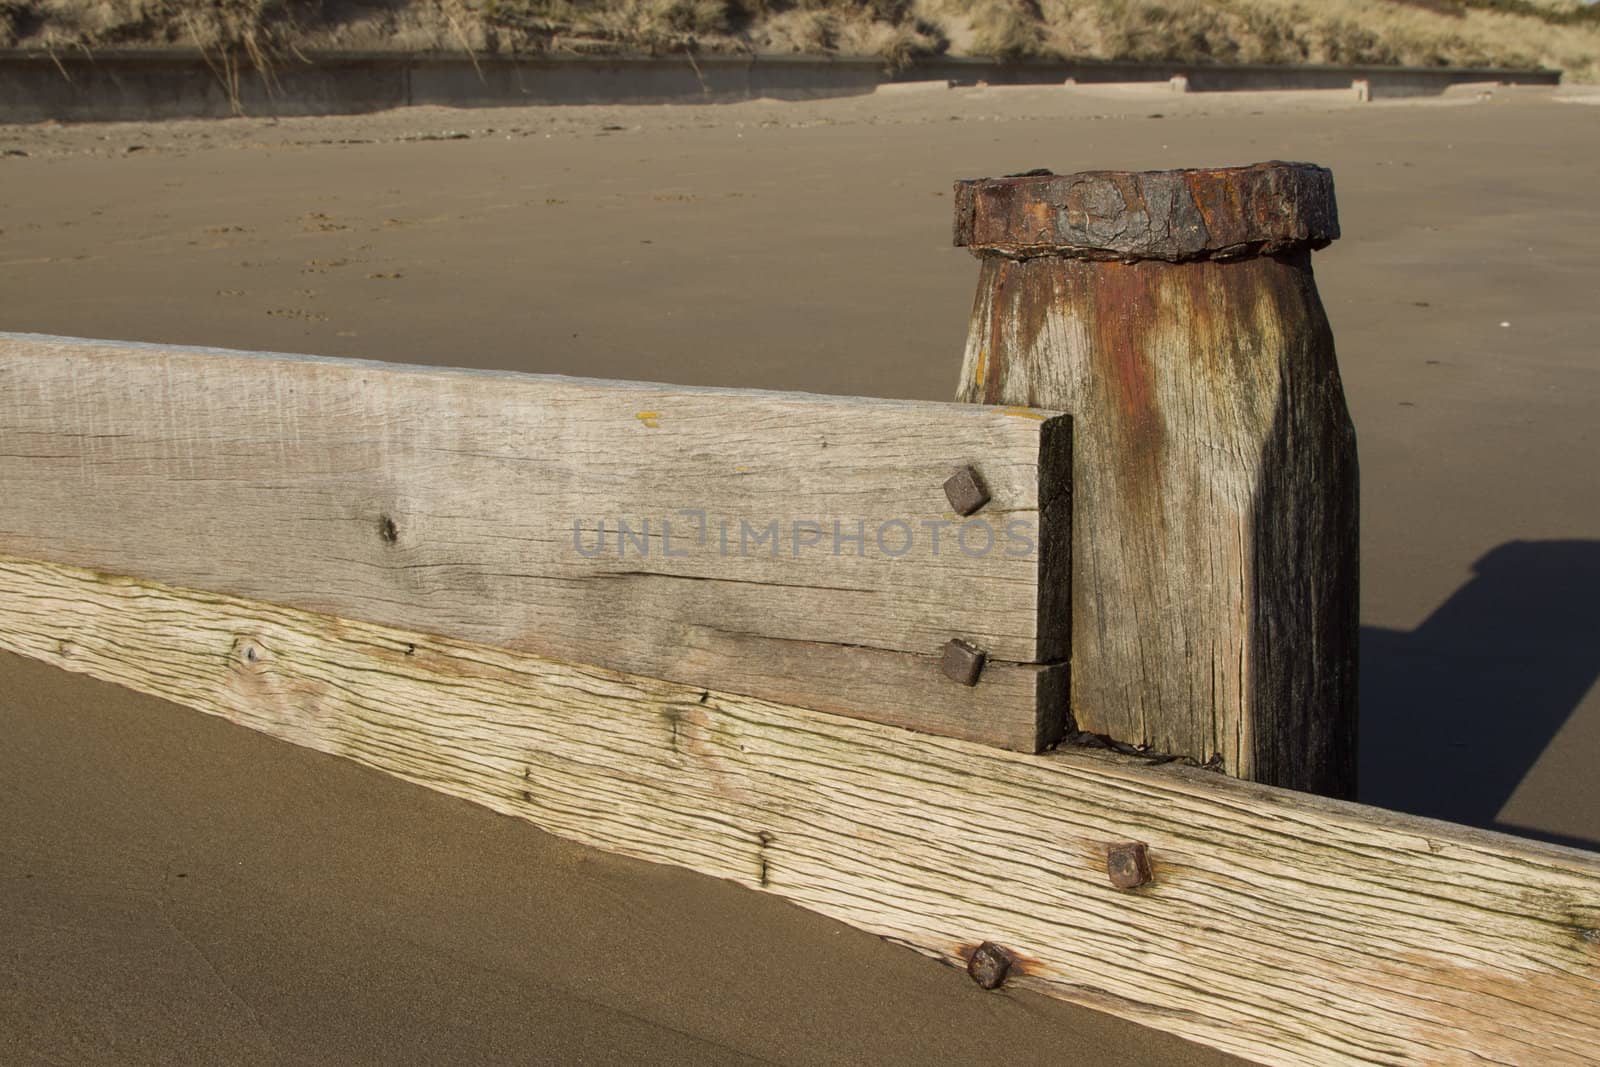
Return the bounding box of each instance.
[953,162,1358,797]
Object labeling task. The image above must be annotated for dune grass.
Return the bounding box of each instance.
[5,0,1596,82]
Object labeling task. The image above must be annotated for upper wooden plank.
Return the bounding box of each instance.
[0,332,1071,749]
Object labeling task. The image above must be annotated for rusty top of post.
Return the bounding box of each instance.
[953,161,1338,263]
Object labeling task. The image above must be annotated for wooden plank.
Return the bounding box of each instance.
[1,553,1595,1067]
[0,332,1072,751]
[955,164,1358,794]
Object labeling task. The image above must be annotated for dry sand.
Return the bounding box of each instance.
[2,81,1598,1062]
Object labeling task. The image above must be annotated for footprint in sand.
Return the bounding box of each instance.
[300,212,349,233]
[379,216,448,230]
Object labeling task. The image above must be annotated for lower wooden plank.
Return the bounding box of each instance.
[1,552,1596,1066]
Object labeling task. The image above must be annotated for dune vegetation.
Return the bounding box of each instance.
[5,0,1598,81]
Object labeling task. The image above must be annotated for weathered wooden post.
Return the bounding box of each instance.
[954,162,1358,797]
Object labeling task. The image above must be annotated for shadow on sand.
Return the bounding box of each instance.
[1360,539,1600,849]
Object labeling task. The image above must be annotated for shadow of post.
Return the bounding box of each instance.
[1360,539,1600,845]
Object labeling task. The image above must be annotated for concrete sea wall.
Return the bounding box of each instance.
[0,50,1563,124]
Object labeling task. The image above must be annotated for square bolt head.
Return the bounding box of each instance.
[966,941,1014,990]
[943,466,991,516]
[941,638,987,687]
[1106,842,1153,890]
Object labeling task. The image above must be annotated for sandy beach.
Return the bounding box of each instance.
[3,81,1598,1062]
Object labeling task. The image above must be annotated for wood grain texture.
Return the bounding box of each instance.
[0,332,1072,750]
[958,250,1358,790]
[0,553,1594,1067]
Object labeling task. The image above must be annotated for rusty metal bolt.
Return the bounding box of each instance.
[966,941,1014,990]
[1106,841,1153,890]
[943,465,990,516]
[940,638,987,687]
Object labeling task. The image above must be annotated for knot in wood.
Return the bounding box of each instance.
[953,161,1338,263]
